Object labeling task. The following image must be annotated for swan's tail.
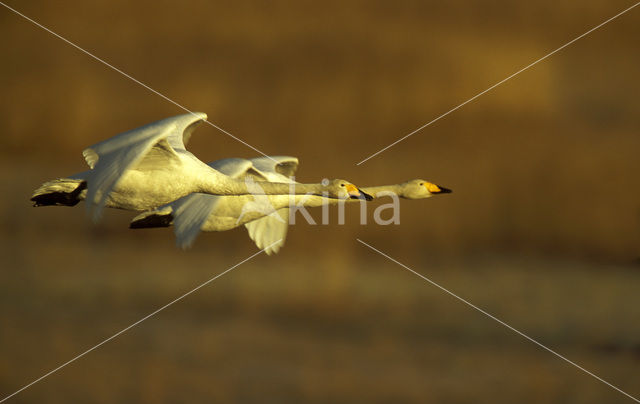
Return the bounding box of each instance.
[129,208,174,229]
[31,178,87,207]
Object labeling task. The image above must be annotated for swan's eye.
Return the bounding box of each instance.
[340,184,345,187]
[419,183,424,186]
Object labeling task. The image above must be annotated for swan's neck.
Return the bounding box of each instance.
[204,177,325,196]
[267,184,403,210]
[260,182,325,196]
[228,185,404,227]
[360,184,402,198]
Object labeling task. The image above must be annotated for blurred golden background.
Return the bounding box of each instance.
[1,1,639,402]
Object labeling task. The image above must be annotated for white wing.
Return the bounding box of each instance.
[248,156,299,179]
[207,158,254,178]
[171,193,223,249]
[209,156,298,182]
[83,112,206,221]
[244,208,289,255]
[242,156,297,254]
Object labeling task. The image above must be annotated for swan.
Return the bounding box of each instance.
[30,113,371,222]
[130,156,451,253]
[131,155,368,254]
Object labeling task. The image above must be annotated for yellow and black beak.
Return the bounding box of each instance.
[346,184,374,201]
[425,183,452,194]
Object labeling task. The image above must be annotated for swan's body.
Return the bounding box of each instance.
[131,156,323,254]
[31,113,370,222]
[131,157,452,254]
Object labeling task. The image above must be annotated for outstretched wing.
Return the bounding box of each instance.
[244,208,289,255]
[171,193,223,249]
[83,112,207,221]
[248,156,299,179]
[193,156,297,253]
[239,156,297,254]
[207,158,254,179]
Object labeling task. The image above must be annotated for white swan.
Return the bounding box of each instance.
[131,155,353,254]
[130,157,451,254]
[30,113,371,222]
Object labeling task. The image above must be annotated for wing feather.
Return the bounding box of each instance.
[171,193,222,249]
[83,112,206,221]
[248,156,299,179]
[244,208,289,255]
[207,158,254,179]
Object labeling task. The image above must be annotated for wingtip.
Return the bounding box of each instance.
[85,199,105,224]
[175,232,198,251]
[90,209,103,224]
[192,112,207,121]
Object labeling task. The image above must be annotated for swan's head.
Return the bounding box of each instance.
[326,179,373,200]
[399,179,452,199]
